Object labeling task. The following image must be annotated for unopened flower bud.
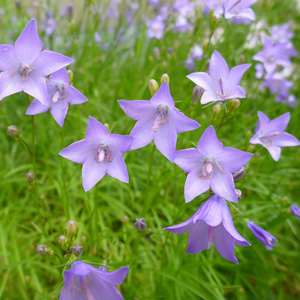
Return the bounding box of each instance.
[192,86,203,104]
[104,123,110,132]
[161,73,170,85]
[57,235,68,250]
[229,99,240,112]
[7,125,20,138]
[233,166,246,182]
[25,172,34,183]
[65,220,78,240]
[123,216,129,224]
[212,103,221,120]
[149,79,159,96]
[80,236,87,244]
[67,70,73,84]
[69,243,83,256]
[134,218,147,231]
[235,189,242,199]
[290,205,300,219]
[239,55,246,64]
[37,244,53,256]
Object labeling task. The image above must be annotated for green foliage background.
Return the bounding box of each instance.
[0,0,299,299]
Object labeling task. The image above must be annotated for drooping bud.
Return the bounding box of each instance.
[65,220,78,240]
[57,235,68,250]
[212,103,221,120]
[67,70,73,84]
[37,244,53,256]
[7,125,20,138]
[233,166,246,182]
[192,86,203,104]
[134,218,147,231]
[25,172,35,183]
[69,243,83,256]
[149,79,159,96]
[235,189,242,200]
[160,73,170,85]
[229,99,240,112]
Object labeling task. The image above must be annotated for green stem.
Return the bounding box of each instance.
[19,138,33,156]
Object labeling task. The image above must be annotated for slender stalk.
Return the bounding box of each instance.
[19,138,33,156]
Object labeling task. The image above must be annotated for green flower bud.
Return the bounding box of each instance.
[7,125,20,138]
[160,73,170,85]
[212,103,222,120]
[57,235,68,250]
[67,70,73,84]
[65,220,78,240]
[104,123,110,132]
[149,79,159,96]
[229,99,240,112]
[192,86,203,104]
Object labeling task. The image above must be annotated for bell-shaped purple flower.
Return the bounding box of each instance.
[187,50,251,104]
[224,0,257,24]
[175,126,252,202]
[291,205,300,219]
[0,19,72,105]
[26,68,87,127]
[60,261,129,300]
[165,194,250,263]
[247,221,277,250]
[250,111,300,161]
[59,117,133,191]
[118,82,200,162]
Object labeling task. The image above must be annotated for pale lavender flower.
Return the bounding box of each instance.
[290,205,300,219]
[175,126,252,202]
[224,0,257,24]
[118,82,200,162]
[253,39,291,74]
[60,261,129,300]
[250,111,300,161]
[287,95,298,108]
[94,32,102,43]
[187,50,251,104]
[255,64,264,79]
[165,194,250,263]
[0,19,72,105]
[149,0,160,7]
[173,15,193,33]
[270,23,293,44]
[26,68,87,127]
[59,117,133,191]
[191,45,203,61]
[147,17,165,39]
[173,0,194,17]
[185,57,195,71]
[42,9,56,36]
[204,0,224,18]
[247,221,277,250]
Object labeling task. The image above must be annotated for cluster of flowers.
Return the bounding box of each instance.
[253,23,298,107]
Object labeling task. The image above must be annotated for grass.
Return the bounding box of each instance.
[0,0,300,299]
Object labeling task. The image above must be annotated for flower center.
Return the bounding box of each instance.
[216,78,228,99]
[95,142,112,163]
[18,63,32,80]
[266,54,275,63]
[259,132,280,147]
[199,157,224,180]
[52,83,68,103]
[152,104,169,132]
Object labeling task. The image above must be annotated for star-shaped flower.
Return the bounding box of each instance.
[165,194,250,263]
[118,82,200,162]
[250,111,300,161]
[187,50,251,104]
[175,126,252,202]
[0,19,72,105]
[60,261,129,300]
[26,68,87,127]
[59,117,133,191]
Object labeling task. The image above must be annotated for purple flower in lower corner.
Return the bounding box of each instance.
[290,205,300,219]
[165,194,250,263]
[59,117,133,191]
[175,126,252,202]
[250,111,300,161]
[118,82,200,162]
[26,68,87,127]
[0,19,72,105]
[60,261,129,300]
[187,50,251,104]
[247,221,277,250]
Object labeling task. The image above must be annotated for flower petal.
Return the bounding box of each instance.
[67,86,88,105]
[225,64,251,94]
[197,126,223,156]
[164,216,193,235]
[107,155,129,183]
[171,109,200,133]
[15,19,42,64]
[0,72,23,101]
[268,112,290,133]
[118,100,154,120]
[267,145,281,161]
[209,50,229,82]
[186,221,209,254]
[85,116,110,141]
[0,45,17,71]
[150,82,175,108]
[96,266,129,286]
[184,169,210,203]
[175,148,202,173]
[272,132,300,147]
[26,99,49,115]
[109,134,133,155]
[186,72,214,93]
[211,171,237,202]
[50,68,70,84]
[50,100,69,127]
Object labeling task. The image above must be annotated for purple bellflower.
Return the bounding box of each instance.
[147,16,165,39]
[118,82,200,162]
[290,205,300,219]
[42,9,56,36]
[59,117,133,191]
[175,126,252,202]
[253,39,291,74]
[247,221,277,250]
[204,0,224,19]
[60,260,129,300]
[0,19,72,105]
[270,23,293,44]
[250,112,300,161]
[187,50,251,104]
[26,68,87,127]
[165,194,250,263]
[224,0,257,24]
